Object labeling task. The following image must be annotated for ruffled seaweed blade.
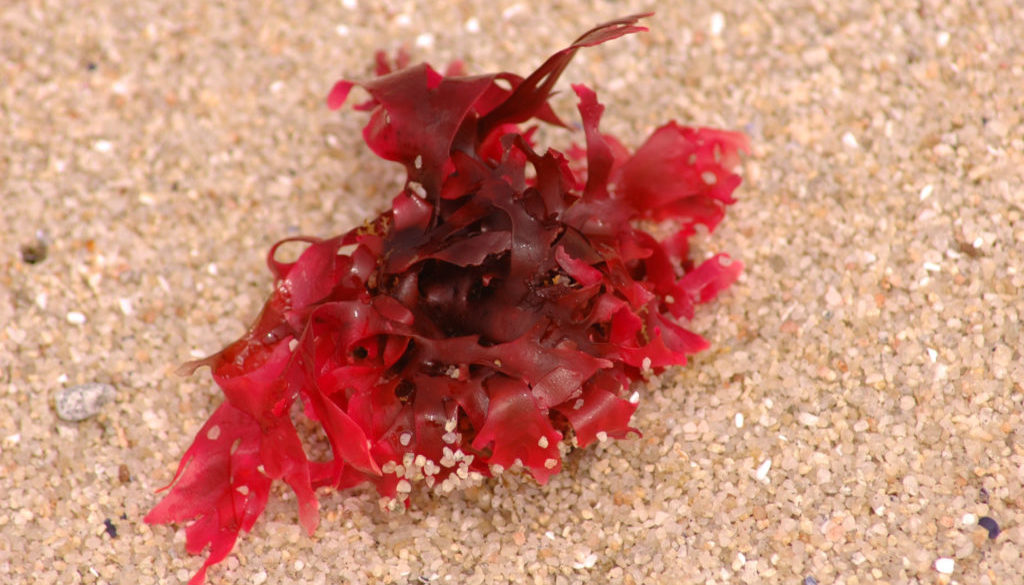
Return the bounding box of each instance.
[146,13,748,585]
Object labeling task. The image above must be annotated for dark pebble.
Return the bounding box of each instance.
[104,518,118,538]
[118,463,131,484]
[978,516,1000,539]
[803,577,819,585]
[20,239,48,264]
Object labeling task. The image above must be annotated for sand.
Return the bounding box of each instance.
[2,1,1022,584]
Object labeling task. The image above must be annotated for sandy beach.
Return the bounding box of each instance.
[2,1,1022,583]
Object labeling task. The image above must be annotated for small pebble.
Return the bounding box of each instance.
[934,557,955,575]
[415,32,434,49]
[803,577,819,585]
[977,516,1000,539]
[709,12,725,36]
[20,237,49,264]
[55,382,116,421]
[797,412,820,427]
[824,286,842,307]
[66,311,87,325]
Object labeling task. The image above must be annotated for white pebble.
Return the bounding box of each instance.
[408,181,427,198]
[934,557,955,575]
[825,286,842,307]
[842,132,859,149]
[118,298,134,315]
[502,4,526,19]
[415,33,434,49]
[797,412,820,427]
[573,552,598,570]
[709,12,725,36]
[734,413,744,428]
[66,311,87,325]
[755,458,772,482]
[55,382,116,421]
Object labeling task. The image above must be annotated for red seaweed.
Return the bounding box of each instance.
[146,14,748,584]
